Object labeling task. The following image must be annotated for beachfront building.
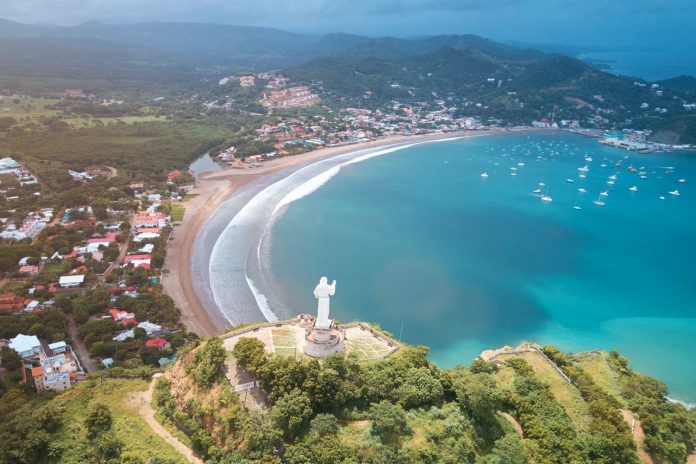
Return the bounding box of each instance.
[133,211,170,229]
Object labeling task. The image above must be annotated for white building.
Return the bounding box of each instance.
[58,275,85,288]
[9,334,41,359]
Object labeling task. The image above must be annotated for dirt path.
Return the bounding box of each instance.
[131,373,203,464]
[622,409,654,464]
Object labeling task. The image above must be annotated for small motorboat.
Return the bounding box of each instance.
[669,190,680,196]
[578,188,588,193]
[480,172,489,178]
[566,178,574,183]
[629,186,638,192]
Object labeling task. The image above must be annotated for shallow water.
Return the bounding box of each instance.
[267,132,696,402]
[189,152,221,177]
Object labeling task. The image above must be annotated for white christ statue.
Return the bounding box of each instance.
[314,276,336,329]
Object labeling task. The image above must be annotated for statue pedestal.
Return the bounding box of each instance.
[303,319,345,358]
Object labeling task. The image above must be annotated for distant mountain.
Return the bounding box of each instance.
[0,19,372,93]
[288,46,696,142]
[656,75,696,94]
[339,34,547,62]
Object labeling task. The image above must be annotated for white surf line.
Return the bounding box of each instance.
[209,136,466,322]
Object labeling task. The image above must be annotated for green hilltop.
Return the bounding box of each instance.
[2,324,694,464]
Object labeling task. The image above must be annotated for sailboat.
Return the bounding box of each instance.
[594,192,606,206]
[540,188,553,202]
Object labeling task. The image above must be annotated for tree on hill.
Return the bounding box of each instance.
[84,403,113,439]
[186,337,226,388]
[271,389,313,439]
[232,336,266,372]
[369,400,409,444]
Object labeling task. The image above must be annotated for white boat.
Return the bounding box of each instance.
[480,172,489,178]
[566,178,574,183]
[539,182,546,186]
[532,188,542,194]
[600,163,607,167]
[578,165,589,172]
[659,196,665,200]
[669,190,680,196]
[511,172,517,176]
[541,195,553,202]
[607,180,615,185]
[629,186,638,192]
[518,162,525,166]
[573,203,582,210]
[585,156,593,162]
[594,199,605,206]
[609,174,617,181]
[578,188,588,193]
[600,191,609,196]
[678,178,686,183]
[579,174,587,179]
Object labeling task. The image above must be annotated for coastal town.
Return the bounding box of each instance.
[2,67,694,395]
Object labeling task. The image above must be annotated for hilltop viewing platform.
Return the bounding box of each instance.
[221,316,400,362]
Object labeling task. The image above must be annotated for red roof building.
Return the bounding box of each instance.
[0,293,23,314]
[145,338,168,349]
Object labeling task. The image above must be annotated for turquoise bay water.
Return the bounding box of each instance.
[268,133,696,402]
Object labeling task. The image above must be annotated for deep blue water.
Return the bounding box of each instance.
[268,133,696,402]
[579,50,696,81]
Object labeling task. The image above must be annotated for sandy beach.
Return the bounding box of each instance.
[163,129,516,337]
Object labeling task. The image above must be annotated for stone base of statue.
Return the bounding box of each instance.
[303,317,345,358]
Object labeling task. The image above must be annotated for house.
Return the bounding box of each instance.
[108,308,138,326]
[123,254,151,269]
[167,170,181,183]
[58,275,85,288]
[8,334,41,359]
[133,211,170,229]
[112,321,163,341]
[145,338,169,350]
[18,264,40,276]
[0,293,24,313]
[31,341,82,392]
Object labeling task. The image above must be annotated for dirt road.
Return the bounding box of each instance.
[131,373,203,464]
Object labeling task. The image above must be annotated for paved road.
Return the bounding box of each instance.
[67,314,98,373]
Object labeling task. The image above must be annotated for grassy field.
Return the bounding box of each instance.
[170,204,186,222]
[494,351,590,430]
[0,97,164,129]
[271,328,298,357]
[574,353,625,405]
[48,378,187,463]
[345,333,394,361]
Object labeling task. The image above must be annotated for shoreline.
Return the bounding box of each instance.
[163,127,542,337]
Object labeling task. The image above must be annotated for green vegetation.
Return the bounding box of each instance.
[0,377,187,463]
[150,337,696,463]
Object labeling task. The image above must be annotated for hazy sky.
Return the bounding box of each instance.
[1,0,694,50]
